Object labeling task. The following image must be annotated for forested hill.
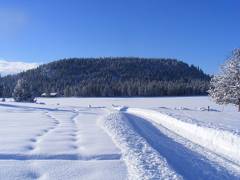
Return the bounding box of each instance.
[0,57,210,97]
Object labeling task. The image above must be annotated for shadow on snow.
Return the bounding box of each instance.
[125,113,238,180]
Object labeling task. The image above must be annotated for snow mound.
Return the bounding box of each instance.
[99,112,181,180]
[158,106,170,109]
[128,108,240,166]
[111,105,128,111]
[174,107,191,111]
[197,107,220,112]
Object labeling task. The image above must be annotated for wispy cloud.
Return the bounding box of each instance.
[0,60,38,76]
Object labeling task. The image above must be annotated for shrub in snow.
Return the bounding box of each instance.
[209,49,240,111]
[12,79,35,102]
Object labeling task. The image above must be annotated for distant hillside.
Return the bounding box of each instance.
[0,57,210,97]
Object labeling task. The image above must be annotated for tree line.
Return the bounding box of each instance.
[0,57,210,97]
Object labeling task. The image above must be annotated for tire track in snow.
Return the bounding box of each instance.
[125,113,240,180]
[100,111,181,180]
[128,108,240,166]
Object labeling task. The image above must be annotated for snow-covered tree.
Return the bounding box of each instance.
[208,49,240,111]
[13,79,35,102]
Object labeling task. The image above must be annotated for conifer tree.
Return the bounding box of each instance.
[13,79,35,102]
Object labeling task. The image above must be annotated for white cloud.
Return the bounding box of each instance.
[0,60,38,76]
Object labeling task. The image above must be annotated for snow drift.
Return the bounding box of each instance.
[127,108,240,166]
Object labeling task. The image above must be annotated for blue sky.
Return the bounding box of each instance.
[0,0,240,74]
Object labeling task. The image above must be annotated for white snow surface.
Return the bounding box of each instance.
[99,111,181,180]
[0,102,126,180]
[127,108,240,167]
[0,96,240,179]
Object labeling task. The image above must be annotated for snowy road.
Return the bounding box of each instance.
[124,113,239,179]
[1,97,240,179]
[101,108,240,179]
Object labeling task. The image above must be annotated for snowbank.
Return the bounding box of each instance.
[99,111,181,180]
[127,108,240,166]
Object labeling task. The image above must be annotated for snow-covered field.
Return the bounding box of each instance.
[0,96,240,179]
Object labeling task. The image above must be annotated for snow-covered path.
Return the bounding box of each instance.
[124,113,239,179]
[101,108,240,179]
